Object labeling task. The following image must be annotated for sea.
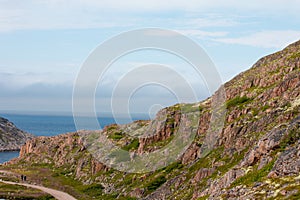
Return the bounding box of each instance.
[0,113,148,163]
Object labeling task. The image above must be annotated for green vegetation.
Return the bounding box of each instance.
[180,103,203,113]
[218,149,248,174]
[163,161,183,173]
[269,66,281,75]
[106,124,125,140]
[144,135,174,150]
[107,124,118,131]
[196,195,210,200]
[231,160,275,187]
[146,175,167,192]
[288,51,300,60]
[280,127,300,150]
[183,146,249,194]
[275,184,300,200]
[0,182,55,200]
[53,165,128,200]
[226,96,252,109]
[284,102,292,108]
[109,131,124,140]
[81,184,104,196]
[252,108,259,116]
[122,138,140,151]
[261,104,270,112]
[187,146,245,175]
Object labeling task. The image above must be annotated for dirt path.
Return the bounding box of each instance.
[0,179,77,200]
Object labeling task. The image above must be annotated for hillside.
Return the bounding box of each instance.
[0,117,33,152]
[1,40,300,199]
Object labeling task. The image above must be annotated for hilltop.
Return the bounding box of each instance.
[1,40,300,199]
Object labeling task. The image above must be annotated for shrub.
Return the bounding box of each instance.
[261,104,270,111]
[146,175,167,192]
[109,131,124,140]
[226,96,251,109]
[122,138,139,151]
[81,184,104,196]
[163,161,183,173]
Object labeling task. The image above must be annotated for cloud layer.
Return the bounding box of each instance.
[215,31,300,48]
[0,0,300,32]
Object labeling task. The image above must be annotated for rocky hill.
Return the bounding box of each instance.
[0,117,34,151]
[3,40,300,199]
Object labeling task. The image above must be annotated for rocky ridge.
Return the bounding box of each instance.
[0,117,34,151]
[5,40,300,199]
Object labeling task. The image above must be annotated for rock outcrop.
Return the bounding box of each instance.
[0,117,33,151]
[18,131,108,179]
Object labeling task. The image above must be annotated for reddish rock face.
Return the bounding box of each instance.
[181,143,200,165]
[137,108,182,154]
[129,188,144,198]
[192,168,215,184]
[17,131,108,178]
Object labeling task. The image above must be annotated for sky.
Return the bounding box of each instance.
[0,0,300,117]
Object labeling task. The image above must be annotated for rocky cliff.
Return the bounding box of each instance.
[6,40,300,199]
[0,117,34,151]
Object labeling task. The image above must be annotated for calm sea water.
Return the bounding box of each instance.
[0,113,148,163]
[0,151,20,164]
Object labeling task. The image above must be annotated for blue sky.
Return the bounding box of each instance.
[0,0,300,116]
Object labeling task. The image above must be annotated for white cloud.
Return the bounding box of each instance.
[185,17,238,28]
[215,31,300,48]
[46,0,300,13]
[0,1,300,32]
[178,30,228,38]
[143,29,179,37]
[142,29,228,39]
[0,2,133,32]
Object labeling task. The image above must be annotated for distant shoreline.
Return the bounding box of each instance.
[0,150,20,153]
[0,111,150,119]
